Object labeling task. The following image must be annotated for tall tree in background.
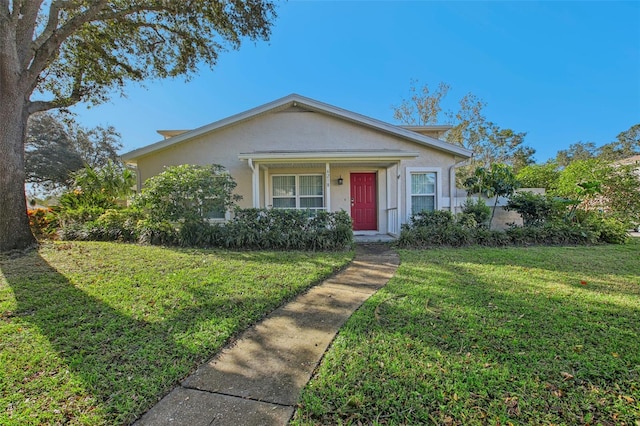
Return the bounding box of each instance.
[555,142,597,167]
[0,0,276,251]
[26,112,122,192]
[25,112,84,192]
[597,124,640,161]
[393,80,534,173]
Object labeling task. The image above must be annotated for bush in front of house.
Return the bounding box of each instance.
[461,198,491,228]
[133,164,240,225]
[504,192,565,226]
[396,209,629,249]
[61,208,353,251]
[57,163,353,251]
[193,209,353,251]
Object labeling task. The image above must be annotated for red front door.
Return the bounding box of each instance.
[350,173,377,231]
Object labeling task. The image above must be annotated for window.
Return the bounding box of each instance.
[407,169,439,215]
[201,198,227,221]
[272,174,324,213]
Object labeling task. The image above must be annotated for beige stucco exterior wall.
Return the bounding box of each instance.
[132,109,463,233]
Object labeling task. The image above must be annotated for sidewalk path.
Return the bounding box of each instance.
[135,244,399,425]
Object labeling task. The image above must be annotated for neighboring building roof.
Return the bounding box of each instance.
[615,154,640,166]
[122,94,472,161]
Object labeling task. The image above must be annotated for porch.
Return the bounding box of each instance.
[238,150,417,236]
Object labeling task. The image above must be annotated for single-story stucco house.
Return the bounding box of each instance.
[122,94,473,237]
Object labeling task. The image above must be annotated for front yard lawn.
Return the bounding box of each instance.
[0,241,353,425]
[293,241,640,425]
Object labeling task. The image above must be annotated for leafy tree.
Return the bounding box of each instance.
[70,121,122,170]
[552,159,607,200]
[393,80,535,173]
[510,145,537,172]
[25,112,84,191]
[602,164,640,226]
[597,124,640,161]
[516,162,561,191]
[555,142,597,167]
[464,163,520,227]
[26,112,122,192]
[550,158,640,225]
[135,164,241,225]
[393,80,451,125]
[0,1,276,251]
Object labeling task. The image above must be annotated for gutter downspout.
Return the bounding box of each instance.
[449,156,472,213]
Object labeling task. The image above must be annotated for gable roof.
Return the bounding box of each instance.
[122,94,472,161]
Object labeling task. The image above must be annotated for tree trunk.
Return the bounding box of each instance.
[0,25,37,252]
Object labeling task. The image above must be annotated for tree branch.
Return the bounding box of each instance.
[28,70,83,114]
[0,0,9,18]
[14,0,44,69]
[25,1,108,91]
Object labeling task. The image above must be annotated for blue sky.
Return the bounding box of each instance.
[71,1,640,163]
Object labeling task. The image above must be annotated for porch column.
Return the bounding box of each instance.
[325,162,331,212]
[396,161,402,231]
[263,166,269,208]
[248,158,260,208]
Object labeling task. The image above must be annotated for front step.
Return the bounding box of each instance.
[353,234,396,244]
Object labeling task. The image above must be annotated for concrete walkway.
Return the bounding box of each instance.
[134,244,399,426]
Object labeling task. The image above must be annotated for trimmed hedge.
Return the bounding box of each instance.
[59,208,353,251]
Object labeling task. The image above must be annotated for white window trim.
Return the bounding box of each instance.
[271,174,325,212]
[405,167,442,221]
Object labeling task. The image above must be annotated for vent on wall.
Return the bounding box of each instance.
[278,105,315,113]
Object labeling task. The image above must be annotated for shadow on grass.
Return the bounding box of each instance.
[2,244,355,425]
[333,250,640,424]
[2,252,191,424]
[1,251,303,425]
[294,243,639,424]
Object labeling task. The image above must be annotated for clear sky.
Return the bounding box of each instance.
[70,1,640,163]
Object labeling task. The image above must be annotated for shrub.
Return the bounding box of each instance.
[505,192,564,226]
[410,209,455,227]
[94,209,142,242]
[217,209,353,251]
[136,220,177,246]
[27,208,57,237]
[134,164,240,225]
[397,209,627,249]
[583,215,629,244]
[461,198,490,228]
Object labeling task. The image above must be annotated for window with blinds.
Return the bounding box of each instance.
[272,175,324,213]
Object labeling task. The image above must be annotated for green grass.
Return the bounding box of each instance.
[293,241,640,425]
[0,241,353,425]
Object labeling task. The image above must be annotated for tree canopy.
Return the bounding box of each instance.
[393,80,535,172]
[26,112,122,192]
[554,124,640,166]
[0,0,277,251]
